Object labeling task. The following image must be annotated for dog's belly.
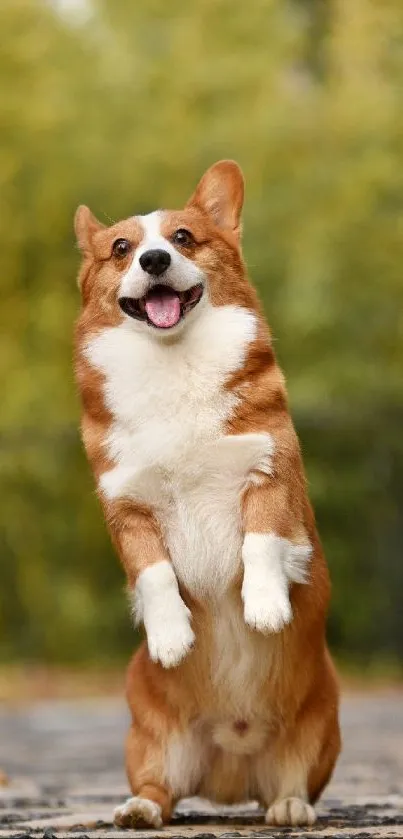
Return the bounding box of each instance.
[165,710,277,801]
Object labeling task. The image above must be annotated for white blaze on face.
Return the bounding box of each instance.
[137,211,171,259]
[118,211,205,330]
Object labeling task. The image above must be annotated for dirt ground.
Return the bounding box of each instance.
[0,691,402,838]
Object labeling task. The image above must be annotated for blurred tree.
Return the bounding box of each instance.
[0,0,402,666]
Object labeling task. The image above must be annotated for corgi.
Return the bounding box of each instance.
[74,161,340,829]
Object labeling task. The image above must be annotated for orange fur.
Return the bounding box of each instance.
[74,161,340,828]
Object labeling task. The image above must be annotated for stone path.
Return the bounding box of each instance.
[0,692,402,837]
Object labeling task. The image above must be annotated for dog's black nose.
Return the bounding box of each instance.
[139,249,171,276]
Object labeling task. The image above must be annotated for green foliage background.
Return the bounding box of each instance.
[1,0,402,667]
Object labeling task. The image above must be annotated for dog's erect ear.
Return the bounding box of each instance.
[74,205,105,254]
[186,160,244,237]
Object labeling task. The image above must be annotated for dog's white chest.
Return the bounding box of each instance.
[86,305,270,597]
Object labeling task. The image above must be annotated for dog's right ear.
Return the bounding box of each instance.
[74,205,105,254]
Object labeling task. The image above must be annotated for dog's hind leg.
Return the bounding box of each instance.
[114,645,206,828]
[114,721,173,829]
[113,645,178,829]
[253,673,340,826]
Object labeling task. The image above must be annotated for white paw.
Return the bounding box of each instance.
[242,534,292,634]
[135,562,196,668]
[265,797,316,826]
[114,796,163,828]
[147,610,195,668]
[243,586,292,634]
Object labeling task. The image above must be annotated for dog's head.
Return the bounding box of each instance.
[75,161,257,335]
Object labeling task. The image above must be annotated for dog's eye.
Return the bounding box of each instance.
[112,238,132,258]
[172,228,194,248]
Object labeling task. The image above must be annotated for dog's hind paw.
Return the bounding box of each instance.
[114,796,163,829]
[265,797,316,826]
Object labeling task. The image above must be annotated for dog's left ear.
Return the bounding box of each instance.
[186,160,244,238]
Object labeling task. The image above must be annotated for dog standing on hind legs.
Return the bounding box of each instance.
[74,160,341,828]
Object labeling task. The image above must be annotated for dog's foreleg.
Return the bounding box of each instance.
[104,500,194,667]
[241,423,312,634]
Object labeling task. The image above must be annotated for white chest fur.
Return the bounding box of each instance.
[85,304,272,598]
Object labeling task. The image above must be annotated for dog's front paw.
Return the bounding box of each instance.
[147,609,195,668]
[135,561,195,668]
[243,584,292,634]
[242,533,293,634]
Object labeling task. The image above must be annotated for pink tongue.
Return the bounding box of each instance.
[145,288,181,328]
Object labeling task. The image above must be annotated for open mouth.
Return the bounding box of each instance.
[119,283,204,329]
